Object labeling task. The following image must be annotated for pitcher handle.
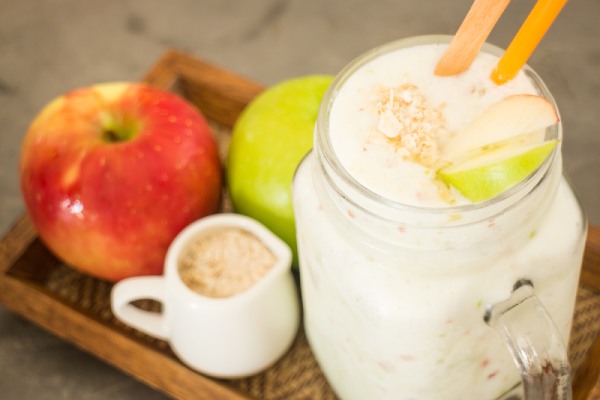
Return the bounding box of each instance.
[484,280,572,400]
[111,276,168,340]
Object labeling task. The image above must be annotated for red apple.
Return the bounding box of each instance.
[20,82,222,281]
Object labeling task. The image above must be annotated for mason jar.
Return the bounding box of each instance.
[292,36,587,400]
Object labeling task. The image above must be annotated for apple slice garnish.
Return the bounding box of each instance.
[441,94,559,162]
[437,94,560,202]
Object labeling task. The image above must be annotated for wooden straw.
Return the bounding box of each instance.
[435,0,511,76]
[491,0,568,84]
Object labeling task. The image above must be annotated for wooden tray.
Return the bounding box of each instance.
[1,50,600,400]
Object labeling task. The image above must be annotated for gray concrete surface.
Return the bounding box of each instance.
[1,0,598,398]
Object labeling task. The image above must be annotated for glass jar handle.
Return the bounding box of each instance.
[484,280,572,400]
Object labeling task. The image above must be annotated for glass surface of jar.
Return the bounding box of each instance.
[292,36,587,400]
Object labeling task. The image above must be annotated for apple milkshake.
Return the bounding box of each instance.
[293,36,586,399]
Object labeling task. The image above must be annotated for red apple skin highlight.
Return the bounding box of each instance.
[20,83,222,282]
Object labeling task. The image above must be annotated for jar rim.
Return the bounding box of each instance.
[316,34,562,218]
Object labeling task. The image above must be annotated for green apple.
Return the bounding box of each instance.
[438,94,560,202]
[438,140,558,202]
[227,75,334,266]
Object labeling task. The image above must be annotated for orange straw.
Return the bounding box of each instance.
[491,0,568,84]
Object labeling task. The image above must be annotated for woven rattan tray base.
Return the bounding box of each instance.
[1,51,599,400]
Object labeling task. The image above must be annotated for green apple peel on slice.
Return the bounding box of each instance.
[438,140,558,202]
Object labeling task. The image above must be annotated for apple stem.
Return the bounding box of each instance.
[100,112,140,143]
[103,129,123,143]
